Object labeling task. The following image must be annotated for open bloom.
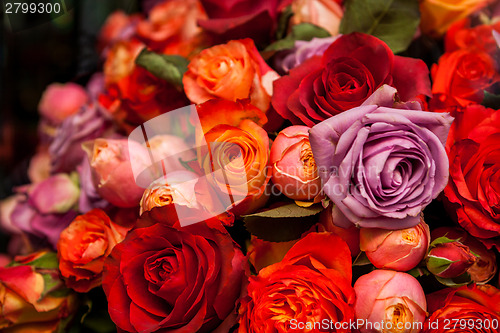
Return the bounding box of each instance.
[354,270,427,333]
[57,209,130,292]
[102,222,246,332]
[183,39,278,112]
[309,104,453,229]
[423,284,500,332]
[238,232,355,332]
[270,125,322,201]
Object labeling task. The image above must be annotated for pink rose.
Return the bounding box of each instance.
[360,219,430,271]
[83,138,150,208]
[38,83,88,124]
[290,0,344,36]
[270,125,322,201]
[354,270,427,333]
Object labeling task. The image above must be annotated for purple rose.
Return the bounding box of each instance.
[275,36,338,74]
[49,102,112,173]
[10,174,80,248]
[77,158,110,213]
[309,89,453,229]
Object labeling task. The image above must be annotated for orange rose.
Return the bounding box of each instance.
[183,39,279,111]
[136,0,207,57]
[57,209,130,292]
[420,0,495,37]
[196,99,271,216]
[0,251,78,333]
[239,232,355,332]
[97,11,142,53]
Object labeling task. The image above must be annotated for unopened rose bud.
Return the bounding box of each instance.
[270,126,322,201]
[83,138,150,208]
[38,83,88,124]
[360,219,430,271]
[432,227,497,284]
[426,241,476,279]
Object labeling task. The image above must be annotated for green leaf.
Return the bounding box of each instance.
[429,236,463,248]
[339,0,420,53]
[482,91,500,109]
[435,272,472,287]
[28,252,59,269]
[41,271,64,298]
[408,267,430,278]
[276,5,294,40]
[264,23,331,53]
[135,48,188,87]
[243,202,324,242]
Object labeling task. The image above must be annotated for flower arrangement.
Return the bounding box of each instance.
[1,0,500,332]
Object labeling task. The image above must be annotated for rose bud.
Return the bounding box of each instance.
[432,227,497,284]
[426,241,476,279]
[38,82,88,124]
[360,219,430,271]
[0,251,78,332]
[83,138,151,208]
[354,270,427,333]
[57,209,130,292]
[270,125,322,201]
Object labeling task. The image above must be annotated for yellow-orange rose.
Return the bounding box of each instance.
[420,0,495,37]
[183,39,279,111]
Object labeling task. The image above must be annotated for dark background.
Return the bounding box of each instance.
[0,0,141,250]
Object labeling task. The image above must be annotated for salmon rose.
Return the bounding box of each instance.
[183,39,279,111]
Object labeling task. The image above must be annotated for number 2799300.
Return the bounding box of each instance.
[4,2,62,14]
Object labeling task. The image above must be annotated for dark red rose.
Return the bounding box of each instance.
[444,107,500,241]
[272,32,431,126]
[102,221,246,333]
[198,0,287,44]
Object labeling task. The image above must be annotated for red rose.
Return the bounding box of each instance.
[430,49,500,112]
[272,32,431,126]
[444,107,500,240]
[238,232,355,332]
[445,18,500,55]
[422,284,500,333]
[102,221,246,332]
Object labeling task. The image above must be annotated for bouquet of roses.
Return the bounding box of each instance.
[1,0,500,332]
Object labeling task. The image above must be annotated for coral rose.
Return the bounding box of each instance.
[57,209,130,292]
[38,83,88,125]
[238,232,355,332]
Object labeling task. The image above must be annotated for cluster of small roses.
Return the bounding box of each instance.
[1,0,500,333]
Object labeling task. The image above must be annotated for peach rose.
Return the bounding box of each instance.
[420,0,495,37]
[183,39,279,111]
[290,0,344,36]
[57,209,130,292]
[103,39,144,85]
